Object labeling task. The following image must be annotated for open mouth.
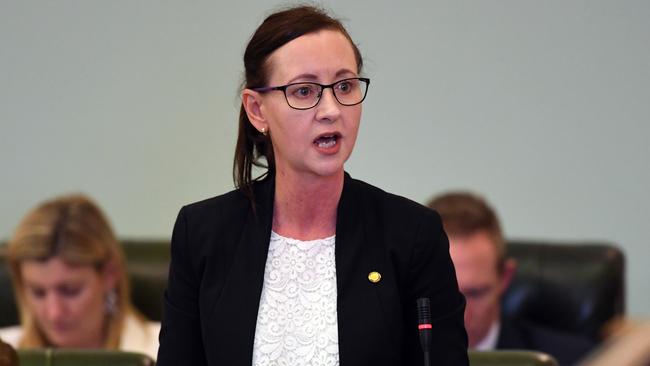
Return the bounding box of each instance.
[314,133,341,149]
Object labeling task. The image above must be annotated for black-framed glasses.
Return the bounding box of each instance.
[253,77,370,110]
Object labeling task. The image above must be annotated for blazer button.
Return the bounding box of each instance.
[368,271,381,283]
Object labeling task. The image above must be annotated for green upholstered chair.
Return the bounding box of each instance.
[121,240,170,322]
[469,350,559,366]
[0,244,18,327]
[18,349,154,366]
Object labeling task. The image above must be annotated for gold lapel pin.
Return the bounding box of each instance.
[368,271,382,283]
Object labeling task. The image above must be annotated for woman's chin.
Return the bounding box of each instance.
[46,332,82,348]
[311,163,346,178]
[310,154,352,178]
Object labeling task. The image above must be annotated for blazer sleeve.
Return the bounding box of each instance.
[156,207,208,365]
[403,210,469,365]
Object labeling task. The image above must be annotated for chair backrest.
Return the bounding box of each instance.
[469,350,558,366]
[121,240,170,322]
[0,245,19,327]
[18,349,154,366]
[502,240,625,342]
[0,240,170,327]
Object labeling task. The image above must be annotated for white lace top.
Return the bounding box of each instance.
[252,231,340,366]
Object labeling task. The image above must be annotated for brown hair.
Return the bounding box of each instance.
[427,192,506,272]
[233,5,363,201]
[6,194,140,349]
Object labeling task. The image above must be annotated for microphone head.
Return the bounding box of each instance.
[416,297,431,324]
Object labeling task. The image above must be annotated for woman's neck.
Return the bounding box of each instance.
[272,169,343,240]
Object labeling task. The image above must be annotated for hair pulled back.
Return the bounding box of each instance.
[233,5,363,201]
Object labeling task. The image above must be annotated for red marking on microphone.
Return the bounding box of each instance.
[418,324,432,330]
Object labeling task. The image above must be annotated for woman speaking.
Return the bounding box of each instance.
[157,5,468,365]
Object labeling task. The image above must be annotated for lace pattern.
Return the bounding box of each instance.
[252,231,340,366]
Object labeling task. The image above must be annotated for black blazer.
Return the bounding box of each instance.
[497,317,595,366]
[157,173,468,365]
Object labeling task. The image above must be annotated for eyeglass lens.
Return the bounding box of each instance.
[285,78,368,109]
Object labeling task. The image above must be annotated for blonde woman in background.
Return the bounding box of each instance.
[0,194,159,360]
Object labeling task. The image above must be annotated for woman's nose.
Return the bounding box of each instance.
[315,88,341,122]
[44,295,66,321]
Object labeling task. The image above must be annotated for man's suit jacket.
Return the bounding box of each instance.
[157,173,468,365]
[497,317,595,366]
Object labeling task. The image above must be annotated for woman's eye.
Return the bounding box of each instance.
[290,85,316,99]
[336,81,354,94]
[59,286,82,298]
[29,288,46,299]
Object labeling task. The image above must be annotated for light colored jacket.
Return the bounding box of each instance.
[0,313,160,360]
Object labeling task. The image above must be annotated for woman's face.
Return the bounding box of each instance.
[20,257,114,348]
[253,30,362,180]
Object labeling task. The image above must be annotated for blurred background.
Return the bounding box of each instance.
[1,0,648,317]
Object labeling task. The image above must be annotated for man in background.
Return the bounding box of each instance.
[428,192,593,365]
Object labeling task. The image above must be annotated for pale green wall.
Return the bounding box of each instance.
[1,1,648,315]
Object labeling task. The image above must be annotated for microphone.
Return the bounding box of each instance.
[417,297,432,366]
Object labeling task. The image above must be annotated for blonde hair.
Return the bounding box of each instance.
[7,194,140,349]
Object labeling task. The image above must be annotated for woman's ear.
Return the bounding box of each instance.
[101,259,119,291]
[242,89,269,134]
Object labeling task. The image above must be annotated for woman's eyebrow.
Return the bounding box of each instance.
[286,69,357,84]
[286,73,319,84]
[335,69,356,78]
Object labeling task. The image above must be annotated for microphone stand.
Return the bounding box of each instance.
[417,298,433,366]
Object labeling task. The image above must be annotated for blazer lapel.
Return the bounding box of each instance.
[208,178,274,365]
[336,173,401,365]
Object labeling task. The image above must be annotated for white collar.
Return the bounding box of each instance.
[473,320,501,351]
